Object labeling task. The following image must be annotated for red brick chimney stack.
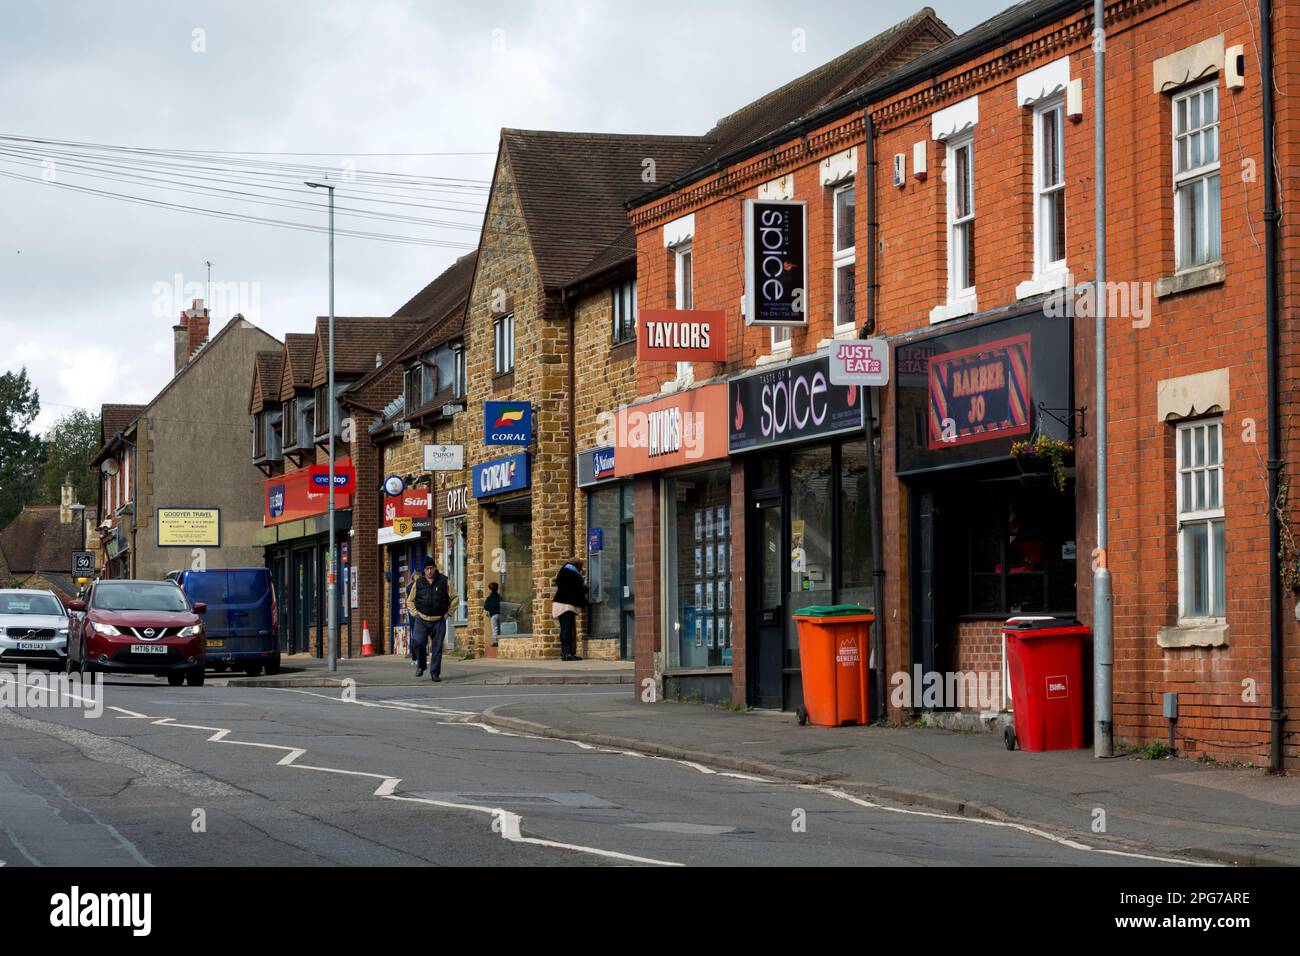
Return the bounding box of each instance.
[173,299,211,373]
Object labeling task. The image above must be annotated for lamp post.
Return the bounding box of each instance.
[306,180,338,672]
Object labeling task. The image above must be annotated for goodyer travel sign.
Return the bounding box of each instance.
[743,199,807,327]
[472,452,530,499]
[484,401,532,445]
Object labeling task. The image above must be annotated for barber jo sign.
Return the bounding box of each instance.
[829,339,889,387]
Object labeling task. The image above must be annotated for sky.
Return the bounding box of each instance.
[0,0,1008,435]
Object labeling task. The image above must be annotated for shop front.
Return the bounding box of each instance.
[729,352,877,711]
[441,482,469,630]
[893,309,1079,715]
[378,483,433,656]
[256,460,354,657]
[578,445,634,660]
[615,383,732,701]
[473,452,532,641]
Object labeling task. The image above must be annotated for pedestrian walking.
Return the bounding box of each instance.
[551,558,587,661]
[405,557,455,681]
[484,581,501,646]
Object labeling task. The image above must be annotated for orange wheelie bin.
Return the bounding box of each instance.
[792,605,875,727]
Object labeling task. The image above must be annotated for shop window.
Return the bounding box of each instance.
[494,497,532,635]
[832,182,856,333]
[839,439,877,609]
[1172,81,1221,270]
[587,486,623,637]
[664,468,732,669]
[1176,418,1225,620]
[612,280,637,345]
[443,516,468,623]
[785,446,835,667]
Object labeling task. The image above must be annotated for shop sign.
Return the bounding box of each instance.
[926,334,1031,450]
[156,508,221,547]
[384,490,430,531]
[308,465,356,492]
[484,402,532,445]
[263,459,354,525]
[611,384,730,478]
[424,444,463,471]
[829,339,890,387]
[743,199,807,327]
[588,528,603,552]
[576,446,618,488]
[444,484,468,516]
[729,354,863,453]
[472,453,530,498]
[382,475,405,497]
[639,309,727,362]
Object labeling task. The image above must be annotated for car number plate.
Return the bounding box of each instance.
[131,645,169,654]
[17,642,48,650]
[206,640,224,648]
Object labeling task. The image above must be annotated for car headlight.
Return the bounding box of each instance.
[57,627,68,635]
[178,625,203,638]
[91,622,121,636]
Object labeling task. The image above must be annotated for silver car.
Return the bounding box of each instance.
[0,589,70,668]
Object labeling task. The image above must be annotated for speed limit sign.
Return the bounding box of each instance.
[72,550,94,575]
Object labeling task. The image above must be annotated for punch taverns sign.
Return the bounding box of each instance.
[729,354,864,452]
[743,199,807,326]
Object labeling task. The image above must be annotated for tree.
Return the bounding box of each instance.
[0,368,43,529]
[39,409,101,508]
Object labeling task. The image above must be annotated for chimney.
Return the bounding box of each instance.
[174,299,211,373]
[59,476,74,524]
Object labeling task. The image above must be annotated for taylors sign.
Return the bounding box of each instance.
[472,452,530,499]
[639,309,727,363]
[743,199,807,327]
[729,354,864,452]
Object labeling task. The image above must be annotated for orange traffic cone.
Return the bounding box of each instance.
[361,620,375,657]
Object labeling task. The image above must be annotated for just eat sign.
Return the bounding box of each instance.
[829,339,890,387]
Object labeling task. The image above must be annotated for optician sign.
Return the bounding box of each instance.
[729,354,864,452]
[472,452,530,498]
[424,444,464,471]
[743,199,807,327]
[484,402,532,445]
[639,309,728,363]
[829,339,890,387]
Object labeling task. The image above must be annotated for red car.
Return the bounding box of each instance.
[67,579,207,686]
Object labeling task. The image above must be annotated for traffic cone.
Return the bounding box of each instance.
[361,620,375,657]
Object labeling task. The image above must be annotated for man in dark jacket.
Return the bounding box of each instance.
[551,558,587,661]
[406,558,454,681]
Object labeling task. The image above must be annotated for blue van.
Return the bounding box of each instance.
[174,568,279,675]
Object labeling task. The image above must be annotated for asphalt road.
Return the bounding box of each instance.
[0,670,1199,867]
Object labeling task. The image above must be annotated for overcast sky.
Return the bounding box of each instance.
[0,0,1006,434]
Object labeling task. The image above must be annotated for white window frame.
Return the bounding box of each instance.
[832,181,856,335]
[493,313,515,376]
[946,133,976,303]
[1175,417,1225,623]
[613,279,637,345]
[673,244,696,382]
[1172,80,1221,272]
[453,344,465,398]
[1032,96,1067,281]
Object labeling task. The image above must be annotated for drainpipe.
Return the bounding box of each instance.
[862,109,887,720]
[1092,0,1114,758]
[562,290,577,560]
[1261,0,1286,773]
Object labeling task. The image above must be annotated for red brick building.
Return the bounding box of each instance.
[624,0,1298,769]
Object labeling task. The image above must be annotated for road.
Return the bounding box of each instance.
[0,670,1198,867]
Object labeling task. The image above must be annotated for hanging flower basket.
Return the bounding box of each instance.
[1011,437,1074,492]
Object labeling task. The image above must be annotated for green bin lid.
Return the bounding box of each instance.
[794,604,874,617]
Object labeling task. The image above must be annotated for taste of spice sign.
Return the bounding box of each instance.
[926,333,1031,449]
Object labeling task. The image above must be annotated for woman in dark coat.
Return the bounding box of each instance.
[551,558,588,661]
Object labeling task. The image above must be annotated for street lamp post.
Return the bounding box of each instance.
[306,180,338,672]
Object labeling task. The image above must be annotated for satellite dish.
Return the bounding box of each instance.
[100,459,120,476]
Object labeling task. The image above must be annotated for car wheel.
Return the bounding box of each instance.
[186,668,205,687]
[167,673,185,687]
[243,663,264,677]
[264,654,281,676]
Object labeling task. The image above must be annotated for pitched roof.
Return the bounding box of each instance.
[0,506,83,576]
[700,8,952,163]
[392,251,478,319]
[100,404,144,445]
[311,316,427,387]
[278,333,317,400]
[501,129,715,291]
[249,350,283,414]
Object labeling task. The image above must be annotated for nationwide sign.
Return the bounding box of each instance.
[576,447,617,488]
[638,309,727,363]
[308,464,357,493]
[743,199,808,327]
[926,333,1032,449]
[729,354,864,452]
[829,339,890,387]
[472,452,530,498]
[484,401,532,445]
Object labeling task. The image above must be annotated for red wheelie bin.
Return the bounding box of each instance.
[1002,615,1089,751]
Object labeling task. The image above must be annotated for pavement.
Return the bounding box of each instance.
[223,652,634,688]
[479,693,1300,867]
